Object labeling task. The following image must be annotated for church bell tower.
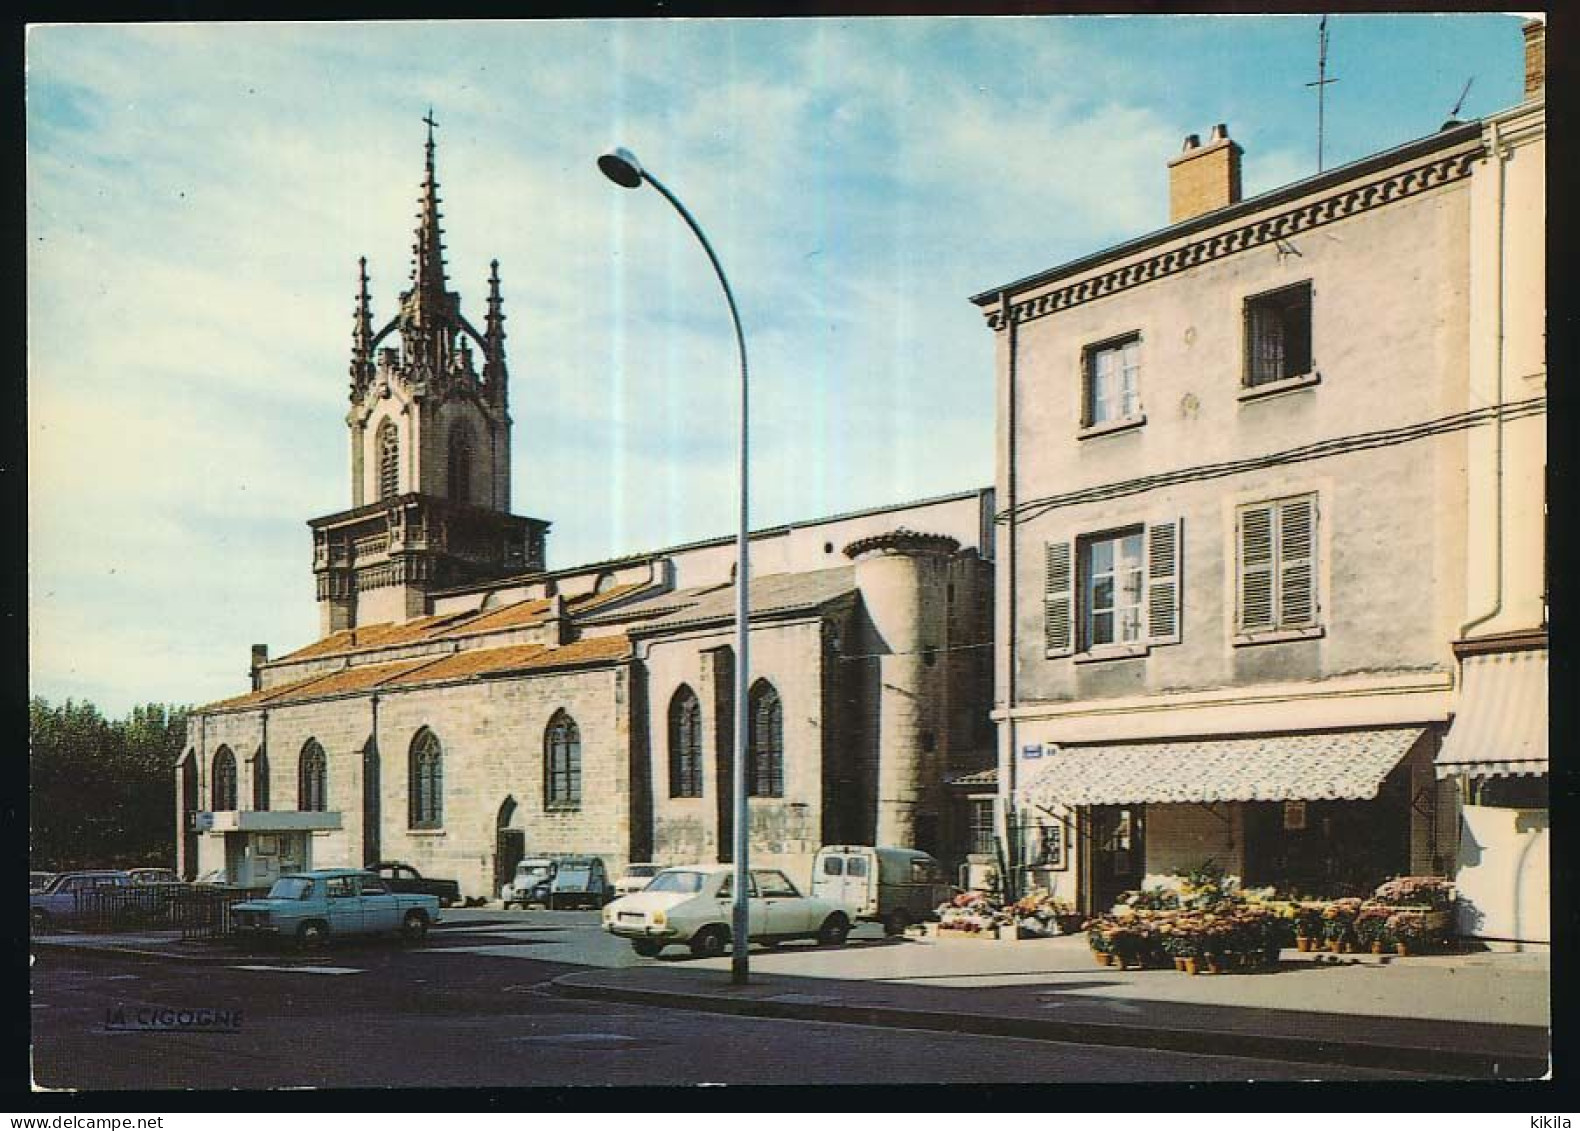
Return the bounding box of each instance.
[309,114,550,633]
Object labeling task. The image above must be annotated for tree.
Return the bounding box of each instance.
[29,697,188,869]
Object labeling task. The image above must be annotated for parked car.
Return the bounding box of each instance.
[29,870,134,932]
[602,864,852,958]
[612,862,664,898]
[810,845,956,935]
[193,868,231,886]
[502,855,610,909]
[128,868,182,887]
[229,868,440,948]
[29,872,54,893]
[367,861,462,907]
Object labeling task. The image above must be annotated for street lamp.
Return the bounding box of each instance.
[598,146,753,986]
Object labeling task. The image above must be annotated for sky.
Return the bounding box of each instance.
[26,14,1531,716]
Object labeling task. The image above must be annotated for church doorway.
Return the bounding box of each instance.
[362,739,381,866]
[495,796,525,899]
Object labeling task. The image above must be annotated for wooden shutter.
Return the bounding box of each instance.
[1278,495,1318,626]
[1043,541,1074,657]
[1147,518,1182,644]
[1238,504,1275,632]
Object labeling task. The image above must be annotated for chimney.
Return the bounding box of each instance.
[249,644,269,692]
[1168,122,1243,223]
[1523,18,1546,100]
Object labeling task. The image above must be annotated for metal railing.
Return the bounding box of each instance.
[173,886,268,941]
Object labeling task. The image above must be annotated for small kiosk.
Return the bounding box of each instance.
[193,810,343,888]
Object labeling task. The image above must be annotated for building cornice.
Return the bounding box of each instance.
[978,134,1481,331]
[993,669,1454,727]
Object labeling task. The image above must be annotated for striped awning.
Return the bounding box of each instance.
[1021,728,1425,808]
[1435,649,1548,779]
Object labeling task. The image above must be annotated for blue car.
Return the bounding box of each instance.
[230,868,441,948]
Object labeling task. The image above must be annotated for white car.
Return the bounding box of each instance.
[601,864,852,958]
[612,862,664,898]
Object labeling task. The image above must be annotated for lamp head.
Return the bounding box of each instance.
[597,147,645,189]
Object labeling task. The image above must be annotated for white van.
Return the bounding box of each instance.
[810,845,955,935]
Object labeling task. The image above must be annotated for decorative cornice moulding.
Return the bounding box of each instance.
[986,147,1480,331]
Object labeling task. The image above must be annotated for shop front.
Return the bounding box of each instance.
[1434,646,1548,942]
[1018,727,1440,913]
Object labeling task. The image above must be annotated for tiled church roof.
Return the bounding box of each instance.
[203,635,632,712]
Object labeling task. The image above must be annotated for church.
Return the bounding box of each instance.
[175,124,996,901]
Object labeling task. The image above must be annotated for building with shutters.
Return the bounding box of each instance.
[175,121,996,901]
[973,21,1545,931]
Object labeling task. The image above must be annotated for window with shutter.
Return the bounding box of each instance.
[1147,518,1182,644]
[1278,496,1317,626]
[1238,505,1276,631]
[1043,541,1074,657]
[1237,494,1319,635]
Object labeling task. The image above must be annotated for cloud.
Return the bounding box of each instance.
[25,16,1525,715]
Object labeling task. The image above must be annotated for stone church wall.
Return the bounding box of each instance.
[643,618,828,889]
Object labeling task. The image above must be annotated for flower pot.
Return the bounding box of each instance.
[1326,940,1341,953]
[1395,943,1411,957]
[1173,957,1186,972]
[1092,950,1112,966]
[1205,960,1222,975]
[1341,941,1356,954]
[1183,958,1199,976]
[1370,942,1384,955]
[1295,936,1311,953]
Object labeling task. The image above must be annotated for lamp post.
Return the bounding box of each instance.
[598,147,752,985]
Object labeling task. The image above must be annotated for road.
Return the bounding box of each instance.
[30,912,1410,1089]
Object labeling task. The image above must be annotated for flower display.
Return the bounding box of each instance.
[935,890,1014,935]
[1372,876,1456,910]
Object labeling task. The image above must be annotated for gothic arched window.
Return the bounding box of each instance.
[748,680,784,798]
[448,427,473,504]
[668,686,703,798]
[299,739,328,812]
[211,746,238,811]
[409,729,443,829]
[252,748,270,811]
[377,419,400,500]
[545,711,581,809]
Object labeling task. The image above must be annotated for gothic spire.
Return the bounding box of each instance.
[350,256,375,396]
[407,108,451,332]
[483,258,509,404]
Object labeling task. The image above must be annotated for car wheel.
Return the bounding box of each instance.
[817,914,851,947]
[689,924,730,959]
[30,909,51,934]
[631,940,664,958]
[296,920,329,951]
[401,910,430,943]
[883,909,911,937]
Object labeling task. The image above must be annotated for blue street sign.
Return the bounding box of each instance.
[1022,744,1043,759]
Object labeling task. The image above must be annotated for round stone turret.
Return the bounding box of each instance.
[843,529,960,851]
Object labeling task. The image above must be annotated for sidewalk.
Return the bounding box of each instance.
[548,933,1550,1079]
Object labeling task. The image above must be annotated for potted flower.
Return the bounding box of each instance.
[1291,903,1325,952]
[1321,898,1363,953]
[1353,902,1394,954]
[1386,909,1438,956]
[1085,919,1114,965]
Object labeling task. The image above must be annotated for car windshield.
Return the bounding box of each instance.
[558,868,590,884]
[517,864,553,879]
[267,878,315,900]
[643,870,706,895]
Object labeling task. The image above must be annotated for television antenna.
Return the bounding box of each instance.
[1448,76,1475,123]
[1305,15,1338,172]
